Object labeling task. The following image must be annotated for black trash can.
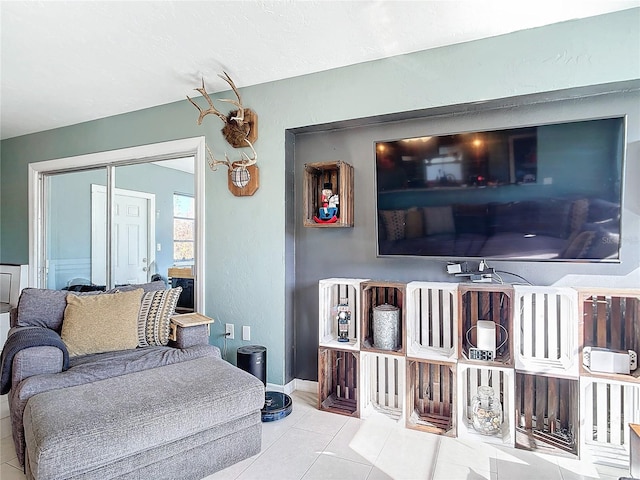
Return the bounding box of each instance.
[236,345,292,422]
[237,345,267,385]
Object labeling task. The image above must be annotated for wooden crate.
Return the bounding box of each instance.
[459,284,514,366]
[580,377,640,468]
[318,278,369,350]
[318,347,359,417]
[515,372,579,457]
[578,288,640,382]
[360,352,405,423]
[303,161,354,228]
[361,281,406,355]
[457,363,515,446]
[406,359,456,436]
[406,282,458,362]
[513,286,579,378]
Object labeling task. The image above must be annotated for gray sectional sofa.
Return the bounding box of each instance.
[378,197,620,260]
[1,283,265,479]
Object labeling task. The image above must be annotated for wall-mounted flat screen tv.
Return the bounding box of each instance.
[375,116,625,262]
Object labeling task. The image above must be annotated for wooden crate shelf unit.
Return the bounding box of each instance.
[457,364,515,446]
[513,286,579,378]
[578,289,640,381]
[318,348,359,417]
[515,372,579,457]
[459,284,513,366]
[406,282,458,362]
[360,352,405,423]
[580,377,640,468]
[318,278,369,350]
[303,161,354,228]
[406,359,456,436]
[361,281,406,355]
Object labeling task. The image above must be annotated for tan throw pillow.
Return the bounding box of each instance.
[423,206,455,235]
[380,210,406,241]
[405,208,424,239]
[61,289,144,357]
[138,287,182,347]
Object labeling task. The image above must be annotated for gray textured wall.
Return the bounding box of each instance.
[293,89,640,381]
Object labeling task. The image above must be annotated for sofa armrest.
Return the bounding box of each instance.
[168,324,210,348]
[2,326,69,394]
[168,313,213,348]
[12,346,64,385]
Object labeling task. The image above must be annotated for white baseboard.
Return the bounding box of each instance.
[293,379,318,393]
[266,379,317,394]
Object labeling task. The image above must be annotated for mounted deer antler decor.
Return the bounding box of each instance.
[187,72,259,196]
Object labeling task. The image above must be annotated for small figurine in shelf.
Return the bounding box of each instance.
[336,298,351,342]
[314,182,339,223]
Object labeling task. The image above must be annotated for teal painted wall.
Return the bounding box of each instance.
[1,10,639,385]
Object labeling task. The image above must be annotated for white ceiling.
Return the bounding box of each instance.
[2,0,638,140]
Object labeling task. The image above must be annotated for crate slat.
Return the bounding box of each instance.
[361,281,406,355]
[406,282,458,361]
[459,284,513,366]
[361,351,405,422]
[457,363,514,446]
[578,289,640,382]
[516,372,578,456]
[407,359,456,436]
[319,278,368,350]
[318,348,359,417]
[515,286,578,377]
[581,377,640,467]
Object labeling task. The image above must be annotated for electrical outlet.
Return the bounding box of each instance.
[242,326,250,341]
[225,323,234,339]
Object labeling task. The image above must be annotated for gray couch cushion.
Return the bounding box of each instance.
[10,344,221,466]
[23,356,265,480]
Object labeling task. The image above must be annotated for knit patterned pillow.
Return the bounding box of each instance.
[138,287,182,347]
[380,210,406,241]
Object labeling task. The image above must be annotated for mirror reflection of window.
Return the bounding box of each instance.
[173,193,195,264]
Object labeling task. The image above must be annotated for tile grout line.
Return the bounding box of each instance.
[428,436,444,480]
[299,414,346,480]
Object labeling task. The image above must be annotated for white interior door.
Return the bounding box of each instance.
[91,185,155,286]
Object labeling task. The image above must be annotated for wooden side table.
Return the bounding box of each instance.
[169,312,214,342]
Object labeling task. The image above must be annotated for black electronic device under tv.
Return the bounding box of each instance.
[375,116,625,262]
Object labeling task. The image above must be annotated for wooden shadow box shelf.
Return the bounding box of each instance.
[303,161,354,228]
[406,359,456,437]
[361,352,405,423]
[513,286,579,378]
[459,284,513,367]
[579,377,640,467]
[318,347,359,417]
[457,363,515,446]
[361,281,406,355]
[406,282,458,362]
[577,288,640,382]
[515,372,579,457]
[318,278,369,351]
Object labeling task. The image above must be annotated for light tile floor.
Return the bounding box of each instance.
[1,390,633,480]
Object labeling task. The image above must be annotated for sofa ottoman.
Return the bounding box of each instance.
[23,356,265,480]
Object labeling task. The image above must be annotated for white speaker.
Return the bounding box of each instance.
[476,320,496,357]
